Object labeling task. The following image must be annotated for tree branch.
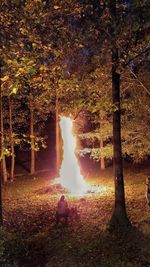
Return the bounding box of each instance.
[125,47,150,67]
[128,66,150,96]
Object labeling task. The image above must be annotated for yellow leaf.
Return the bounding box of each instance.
[12,87,18,94]
[1,75,9,82]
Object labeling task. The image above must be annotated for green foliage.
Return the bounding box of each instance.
[0,0,149,163]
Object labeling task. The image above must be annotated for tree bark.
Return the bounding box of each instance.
[99,113,105,170]
[110,52,130,227]
[1,158,7,183]
[0,90,7,183]
[9,96,15,180]
[29,93,35,175]
[0,162,3,225]
[100,139,105,169]
[55,94,60,176]
[109,0,131,228]
[0,88,3,225]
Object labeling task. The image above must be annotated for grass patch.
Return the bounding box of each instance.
[1,166,150,266]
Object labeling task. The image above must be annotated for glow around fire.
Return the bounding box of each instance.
[57,116,90,194]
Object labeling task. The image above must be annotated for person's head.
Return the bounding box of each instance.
[60,195,65,201]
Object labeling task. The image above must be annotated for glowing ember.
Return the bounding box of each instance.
[56,116,91,194]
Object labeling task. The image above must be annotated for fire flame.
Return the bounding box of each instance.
[57,116,90,194]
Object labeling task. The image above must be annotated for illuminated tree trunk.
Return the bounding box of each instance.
[100,138,105,169]
[99,114,105,170]
[56,95,60,176]
[9,96,15,180]
[29,93,35,175]
[0,90,7,183]
[1,158,7,183]
[0,162,2,225]
[109,1,131,228]
[0,88,3,225]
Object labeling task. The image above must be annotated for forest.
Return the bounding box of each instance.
[0,0,150,266]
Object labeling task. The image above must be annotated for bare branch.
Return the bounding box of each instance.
[128,66,150,96]
[125,47,150,67]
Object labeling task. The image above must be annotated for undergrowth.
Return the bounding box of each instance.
[0,166,150,267]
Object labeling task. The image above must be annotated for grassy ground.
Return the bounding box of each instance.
[0,164,150,267]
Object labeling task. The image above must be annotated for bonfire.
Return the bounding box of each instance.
[52,116,101,195]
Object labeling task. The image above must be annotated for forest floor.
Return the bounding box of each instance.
[0,163,150,267]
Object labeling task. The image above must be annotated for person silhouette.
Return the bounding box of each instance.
[56,195,69,224]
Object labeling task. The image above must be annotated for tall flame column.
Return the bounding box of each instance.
[59,116,90,194]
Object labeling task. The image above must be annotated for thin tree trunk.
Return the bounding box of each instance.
[2,158,7,183]
[1,157,7,183]
[29,93,35,175]
[99,113,105,170]
[109,1,131,228]
[0,90,7,183]
[9,96,15,180]
[0,88,3,225]
[56,95,60,176]
[100,138,105,169]
[0,162,3,225]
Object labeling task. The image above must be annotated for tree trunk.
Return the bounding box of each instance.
[110,55,130,227]
[29,93,35,175]
[99,113,105,170]
[109,1,131,228]
[56,95,60,176]
[2,158,7,183]
[100,138,105,169]
[9,96,15,180]
[0,88,3,225]
[0,162,3,225]
[0,90,7,183]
